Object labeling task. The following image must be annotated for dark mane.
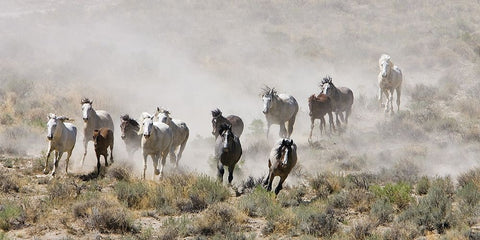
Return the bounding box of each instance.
[211,108,222,118]
[81,97,92,104]
[261,86,277,96]
[121,114,139,127]
[275,139,293,160]
[218,123,231,135]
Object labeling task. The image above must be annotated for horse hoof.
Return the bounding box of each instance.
[154,169,160,175]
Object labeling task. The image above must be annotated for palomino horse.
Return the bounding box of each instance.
[154,107,189,167]
[215,123,242,184]
[378,54,403,114]
[45,113,77,176]
[264,138,297,195]
[139,113,173,179]
[321,76,354,126]
[211,108,244,138]
[81,98,114,165]
[120,114,141,158]
[261,86,299,139]
[308,93,335,141]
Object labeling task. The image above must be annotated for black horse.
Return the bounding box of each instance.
[215,123,242,184]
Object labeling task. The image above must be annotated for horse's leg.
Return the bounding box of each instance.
[176,138,188,167]
[287,114,296,138]
[345,108,351,125]
[158,152,166,177]
[382,89,390,113]
[142,153,148,180]
[275,176,288,195]
[267,170,275,192]
[82,138,88,166]
[227,164,235,185]
[44,146,52,174]
[109,143,114,163]
[52,151,63,176]
[339,111,345,123]
[279,121,287,138]
[96,153,101,176]
[169,146,177,167]
[266,122,271,140]
[389,89,394,114]
[378,87,383,107]
[335,112,341,127]
[320,116,325,135]
[65,150,72,174]
[309,118,314,142]
[217,160,225,183]
[396,86,401,112]
[328,111,335,133]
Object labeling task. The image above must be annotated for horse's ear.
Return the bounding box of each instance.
[289,139,294,145]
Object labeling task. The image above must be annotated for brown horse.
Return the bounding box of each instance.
[211,108,244,138]
[92,128,114,176]
[264,138,297,195]
[308,94,335,141]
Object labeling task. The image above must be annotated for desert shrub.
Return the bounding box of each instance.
[295,205,338,237]
[348,189,375,213]
[0,174,19,193]
[458,168,480,189]
[400,177,454,234]
[73,197,137,233]
[349,219,374,240]
[328,191,350,210]
[456,182,480,225]
[108,167,131,182]
[237,186,282,219]
[416,176,430,195]
[0,201,24,231]
[237,176,264,195]
[114,180,151,209]
[370,182,412,210]
[410,84,438,103]
[193,202,246,236]
[378,160,419,184]
[346,173,378,190]
[370,198,394,225]
[277,185,307,207]
[47,180,79,202]
[159,216,194,239]
[382,222,420,240]
[308,173,344,199]
[376,111,427,141]
[262,210,297,236]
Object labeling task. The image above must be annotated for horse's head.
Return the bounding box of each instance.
[321,76,334,95]
[277,138,295,166]
[46,113,58,140]
[379,55,392,78]
[141,115,154,139]
[211,108,222,135]
[156,108,172,125]
[120,115,139,140]
[81,98,93,122]
[219,123,234,152]
[92,129,100,146]
[262,87,277,114]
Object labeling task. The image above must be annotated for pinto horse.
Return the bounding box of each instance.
[264,138,297,195]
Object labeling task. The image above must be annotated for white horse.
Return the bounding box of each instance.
[154,107,189,168]
[378,54,403,114]
[139,113,173,179]
[45,113,77,176]
[81,98,114,165]
[262,86,299,139]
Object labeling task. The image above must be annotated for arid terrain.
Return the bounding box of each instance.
[2,0,480,239]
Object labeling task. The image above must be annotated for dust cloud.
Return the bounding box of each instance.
[1,1,480,183]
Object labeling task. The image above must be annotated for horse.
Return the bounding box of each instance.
[120,114,141,159]
[92,128,114,176]
[308,93,335,141]
[211,108,244,138]
[81,98,114,166]
[321,76,354,126]
[45,113,77,176]
[264,138,297,195]
[154,107,189,167]
[139,113,173,179]
[215,123,242,184]
[261,86,299,139]
[378,54,403,114]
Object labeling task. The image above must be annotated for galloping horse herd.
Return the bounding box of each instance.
[44,54,403,195]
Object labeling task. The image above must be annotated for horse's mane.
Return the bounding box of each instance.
[81,97,92,104]
[261,86,277,97]
[211,108,222,118]
[121,114,139,127]
[379,54,394,68]
[275,139,293,160]
[218,123,232,135]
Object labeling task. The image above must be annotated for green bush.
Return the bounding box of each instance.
[416,176,430,195]
[193,202,246,236]
[370,182,412,210]
[400,177,454,234]
[237,186,282,219]
[309,173,344,199]
[0,202,24,231]
[458,168,480,189]
[295,206,338,237]
[277,185,306,207]
[115,180,150,209]
[370,198,394,225]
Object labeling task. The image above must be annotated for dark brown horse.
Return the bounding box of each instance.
[264,138,297,195]
[120,114,141,158]
[93,128,114,176]
[308,94,335,141]
[211,108,244,138]
[321,76,354,126]
[215,123,242,184]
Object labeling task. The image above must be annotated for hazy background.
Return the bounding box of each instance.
[1,0,480,182]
